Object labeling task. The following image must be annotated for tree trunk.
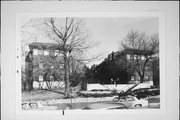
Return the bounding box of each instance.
[25,78,29,90]
[28,78,33,91]
[25,66,33,91]
[64,52,70,98]
[25,51,34,91]
[27,66,34,91]
[140,76,144,83]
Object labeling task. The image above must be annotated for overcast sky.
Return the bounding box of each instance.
[84,17,159,67]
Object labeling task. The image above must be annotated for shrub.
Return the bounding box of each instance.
[136,93,148,99]
[112,89,118,95]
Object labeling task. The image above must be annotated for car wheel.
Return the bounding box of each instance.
[135,104,142,107]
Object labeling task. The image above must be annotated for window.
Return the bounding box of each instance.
[108,54,113,61]
[59,65,63,69]
[145,66,149,70]
[48,50,53,56]
[39,63,43,69]
[131,76,135,81]
[141,56,145,60]
[134,55,137,60]
[33,49,38,55]
[138,55,141,60]
[50,76,54,81]
[39,76,43,82]
[145,76,149,81]
[114,52,119,58]
[127,54,130,59]
[55,50,59,56]
[38,50,44,55]
[126,97,135,101]
[130,55,134,60]
[44,50,49,56]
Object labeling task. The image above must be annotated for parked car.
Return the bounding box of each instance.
[22,102,57,110]
[112,95,149,108]
[81,102,128,110]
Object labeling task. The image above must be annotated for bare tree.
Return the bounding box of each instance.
[121,30,159,83]
[34,17,95,98]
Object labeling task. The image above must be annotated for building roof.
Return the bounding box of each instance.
[29,42,60,50]
[104,48,156,62]
[120,48,154,55]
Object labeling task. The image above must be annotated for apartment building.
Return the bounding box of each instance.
[25,42,64,83]
[107,49,155,84]
[94,48,157,85]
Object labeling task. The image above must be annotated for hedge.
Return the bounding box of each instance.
[77,91,114,98]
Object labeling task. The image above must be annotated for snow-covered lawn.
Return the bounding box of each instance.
[40,96,116,105]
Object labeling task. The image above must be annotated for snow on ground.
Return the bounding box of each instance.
[103,84,135,92]
[132,82,152,91]
[39,96,116,105]
[87,84,109,91]
[87,83,152,92]
[38,95,160,106]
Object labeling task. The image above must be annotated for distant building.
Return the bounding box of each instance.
[95,49,156,85]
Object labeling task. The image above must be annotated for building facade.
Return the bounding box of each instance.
[94,49,156,85]
[23,42,64,90]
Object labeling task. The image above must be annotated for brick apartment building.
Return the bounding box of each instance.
[94,49,157,85]
[23,42,64,90]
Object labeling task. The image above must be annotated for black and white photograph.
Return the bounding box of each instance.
[18,14,161,112]
[1,1,179,120]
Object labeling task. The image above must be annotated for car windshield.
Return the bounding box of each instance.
[112,97,119,101]
[126,97,135,101]
[119,96,126,102]
[29,103,38,108]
